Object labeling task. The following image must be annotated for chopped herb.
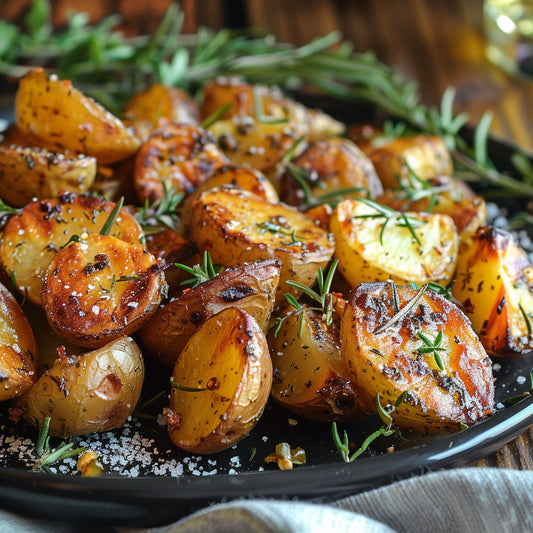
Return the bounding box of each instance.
[257,221,303,246]
[170,381,207,392]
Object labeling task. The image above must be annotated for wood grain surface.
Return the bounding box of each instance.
[1,0,532,468]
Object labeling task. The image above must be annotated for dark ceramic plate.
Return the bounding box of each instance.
[0,97,532,529]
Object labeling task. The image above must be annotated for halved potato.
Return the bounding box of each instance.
[41,233,165,348]
[133,123,228,203]
[165,307,272,454]
[18,336,144,437]
[349,125,453,189]
[0,281,38,401]
[0,193,144,305]
[0,145,97,206]
[15,68,140,164]
[140,259,280,367]
[278,138,383,208]
[331,199,458,287]
[188,187,335,305]
[452,226,533,356]
[341,281,494,432]
[268,306,363,423]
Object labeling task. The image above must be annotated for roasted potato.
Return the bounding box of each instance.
[188,186,335,305]
[164,307,272,454]
[18,336,144,437]
[41,233,165,348]
[15,68,140,164]
[268,305,363,423]
[123,83,199,140]
[453,226,533,356]
[278,138,383,208]
[0,281,38,401]
[0,193,144,305]
[349,125,453,189]
[331,199,458,287]
[0,145,97,207]
[140,259,280,367]
[341,281,494,431]
[133,123,228,203]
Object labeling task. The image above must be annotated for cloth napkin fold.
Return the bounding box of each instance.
[2,467,533,532]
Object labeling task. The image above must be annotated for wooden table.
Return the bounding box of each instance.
[1,0,532,469]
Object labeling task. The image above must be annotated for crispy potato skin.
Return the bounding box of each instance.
[0,193,144,305]
[42,233,165,348]
[268,306,363,423]
[331,199,458,287]
[0,282,38,401]
[453,226,533,356]
[134,123,229,203]
[18,336,144,437]
[349,127,453,189]
[15,69,140,164]
[341,282,494,432]
[188,187,334,305]
[279,138,383,207]
[0,145,97,207]
[140,260,280,367]
[166,307,272,454]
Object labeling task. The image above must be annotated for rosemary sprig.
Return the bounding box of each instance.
[175,250,222,288]
[100,196,124,236]
[170,381,207,392]
[134,183,184,231]
[200,102,233,129]
[33,417,87,473]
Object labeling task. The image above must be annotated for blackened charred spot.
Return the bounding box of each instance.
[219,284,256,302]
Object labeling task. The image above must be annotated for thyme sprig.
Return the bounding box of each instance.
[33,417,87,473]
[332,391,407,463]
[353,198,425,247]
[3,2,533,197]
[175,250,222,288]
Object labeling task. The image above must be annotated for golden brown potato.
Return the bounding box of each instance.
[208,116,308,174]
[164,307,272,454]
[200,78,344,142]
[140,259,280,367]
[341,281,494,432]
[0,193,144,305]
[188,187,335,305]
[15,68,140,164]
[0,281,38,401]
[349,125,453,189]
[453,226,533,356]
[41,233,165,348]
[278,138,383,208]
[180,165,279,229]
[123,83,199,141]
[18,336,144,437]
[268,305,363,423]
[0,145,97,207]
[330,199,458,287]
[133,123,229,203]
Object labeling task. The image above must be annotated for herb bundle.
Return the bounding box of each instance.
[2,1,533,199]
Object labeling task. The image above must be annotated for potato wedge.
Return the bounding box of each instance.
[268,306,363,423]
[453,226,533,356]
[42,233,165,348]
[180,165,279,229]
[188,187,334,305]
[0,281,38,401]
[278,138,383,208]
[165,307,272,454]
[15,68,140,164]
[140,259,280,367]
[18,336,144,437]
[0,145,97,207]
[133,123,228,203]
[0,193,144,305]
[341,281,494,431]
[331,199,458,287]
[349,125,453,189]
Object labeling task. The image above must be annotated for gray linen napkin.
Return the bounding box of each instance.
[2,467,533,532]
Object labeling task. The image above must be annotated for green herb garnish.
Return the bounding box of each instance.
[100,196,124,236]
[175,250,222,288]
[416,330,446,371]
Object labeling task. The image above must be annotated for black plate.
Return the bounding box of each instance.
[0,97,533,528]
